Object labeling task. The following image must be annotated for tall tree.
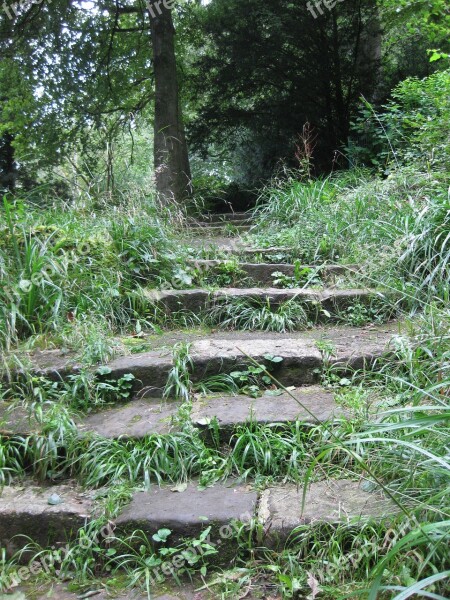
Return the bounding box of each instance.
[185,0,439,179]
[0,0,192,202]
[149,4,192,204]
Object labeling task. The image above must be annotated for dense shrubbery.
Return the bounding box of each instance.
[350,68,450,171]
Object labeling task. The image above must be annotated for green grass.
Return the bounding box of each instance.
[0,194,184,354]
[207,297,311,332]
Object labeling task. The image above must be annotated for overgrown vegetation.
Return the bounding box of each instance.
[0,4,449,598]
[0,193,189,353]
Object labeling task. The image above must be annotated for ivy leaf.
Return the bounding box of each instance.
[152,528,172,543]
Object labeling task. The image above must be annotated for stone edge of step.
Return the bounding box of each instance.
[2,325,399,401]
[0,479,398,558]
[1,386,347,439]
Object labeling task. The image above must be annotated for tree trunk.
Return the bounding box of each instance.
[0,132,17,193]
[331,13,349,146]
[149,5,191,204]
[362,16,383,102]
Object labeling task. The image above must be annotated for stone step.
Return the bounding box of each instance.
[106,333,390,395]
[15,582,197,599]
[187,223,252,234]
[0,402,40,436]
[116,479,396,554]
[81,387,345,439]
[14,583,169,600]
[80,398,180,438]
[202,212,251,223]
[188,243,294,256]
[115,482,257,550]
[258,479,397,547]
[0,479,397,579]
[187,259,360,286]
[1,387,345,442]
[0,479,396,565]
[21,324,402,397]
[191,386,346,438]
[0,482,95,557]
[229,246,293,256]
[145,287,392,316]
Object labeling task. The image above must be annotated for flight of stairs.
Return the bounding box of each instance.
[0,211,402,595]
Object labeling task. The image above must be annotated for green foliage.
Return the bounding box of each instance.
[350,69,450,170]
[163,342,194,402]
[208,297,310,333]
[249,174,357,263]
[0,193,181,352]
[378,0,450,45]
[110,217,176,286]
[249,164,450,310]
[193,259,246,288]
[271,264,322,288]
[229,355,284,398]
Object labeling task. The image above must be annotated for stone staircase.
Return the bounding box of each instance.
[0,211,402,592]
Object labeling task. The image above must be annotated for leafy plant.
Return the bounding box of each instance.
[163,342,194,402]
[272,263,322,289]
[208,297,310,332]
[229,355,284,397]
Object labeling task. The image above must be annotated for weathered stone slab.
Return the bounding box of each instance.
[115,483,257,544]
[16,581,205,599]
[145,289,210,314]
[6,325,400,399]
[258,479,396,545]
[202,212,250,223]
[238,246,292,255]
[145,287,386,317]
[0,483,94,556]
[322,326,398,371]
[0,402,40,436]
[187,260,360,286]
[2,349,82,382]
[79,399,180,438]
[107,351,172,396]
[320,289,391,313]
[189,338,322,385]
[188,224,251,235]
[191,387,345,437]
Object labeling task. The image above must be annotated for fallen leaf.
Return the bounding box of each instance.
[170,482,188,493]
[307,572,321,599]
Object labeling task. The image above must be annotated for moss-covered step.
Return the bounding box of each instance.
[258,479,397,547]
[1,386,343,441]
[186,259,360,286]
[115,482,257,550]
[187,224,251,234]
[79,398,181,438]
[0,483,94,557]
[200,212,251,223]
[115,479,396,558]
[191,386,346,439]
[144,287,393,316]
[6,324,402,397]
